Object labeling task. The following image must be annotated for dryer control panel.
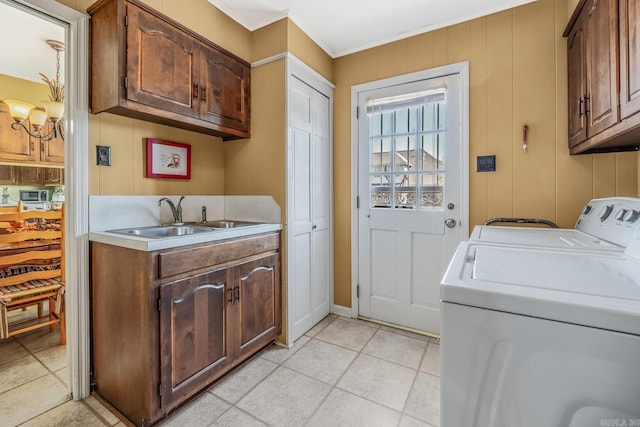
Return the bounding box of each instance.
[576,197,640,247]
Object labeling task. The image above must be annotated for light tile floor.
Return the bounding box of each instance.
[0,314,441,426]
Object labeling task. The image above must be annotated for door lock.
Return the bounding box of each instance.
[447,203,455,210]
[445,218,457,228]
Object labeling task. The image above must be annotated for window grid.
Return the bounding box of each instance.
[368,98,446,211]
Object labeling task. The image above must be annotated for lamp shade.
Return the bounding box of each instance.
[28,109,48,128]
[2,99,35,121]
[42,101,64,121]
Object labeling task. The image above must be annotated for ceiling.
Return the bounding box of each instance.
[208,0,538,58]
[0,2,65,84]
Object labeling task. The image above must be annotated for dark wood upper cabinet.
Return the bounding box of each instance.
[564,0,640,154]
[585,0,618,137]
[567,14,587,148]
[620,0,640,119]
[88,0,251,140]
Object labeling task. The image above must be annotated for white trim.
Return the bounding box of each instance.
[285,55,334,347]
[254,52,335,91]
[331,304,353,318]
[350,61,470,322]
[9,0,90,400]
[251,52,287,69]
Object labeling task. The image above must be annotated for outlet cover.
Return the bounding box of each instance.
[477,155,496,172]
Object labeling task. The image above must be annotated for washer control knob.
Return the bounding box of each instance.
[623,209,640,223]
[582,204,592,215]
[599,205,614,221]
[615,209,627,221]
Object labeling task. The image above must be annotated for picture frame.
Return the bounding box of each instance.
[146,138,191,179]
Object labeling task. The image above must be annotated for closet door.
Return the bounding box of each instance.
[288,75,332,342]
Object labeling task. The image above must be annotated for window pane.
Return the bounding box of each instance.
[381,111,393,136]
[421,133,445,171]
[394,174,416,209]
[394,136,416,172]
[370,112,383,136]
[371,175,391,208]
[419,174,444,210]
[370,137,392,172]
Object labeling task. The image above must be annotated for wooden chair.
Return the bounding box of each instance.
[0,205,65,344]
[0,201,23,213]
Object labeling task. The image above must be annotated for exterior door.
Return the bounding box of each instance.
[288,75,332,342]
[357,72,465,334]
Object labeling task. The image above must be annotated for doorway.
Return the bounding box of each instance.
[0,0,90,402]
[352,63,469,335]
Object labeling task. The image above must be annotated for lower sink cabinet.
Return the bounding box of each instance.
[91,232,280,426]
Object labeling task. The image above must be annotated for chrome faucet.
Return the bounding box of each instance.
[158,196,185,224]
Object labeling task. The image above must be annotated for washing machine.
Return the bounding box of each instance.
[440,198,640,427]
[469,197,640,252]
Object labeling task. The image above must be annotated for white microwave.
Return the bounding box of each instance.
[19,190,49,202]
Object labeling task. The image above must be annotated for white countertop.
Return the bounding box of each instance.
[89,223,282,251]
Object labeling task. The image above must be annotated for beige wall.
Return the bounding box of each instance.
[0,74,50,105]
[332,0,639,307]
[61,0,639,311]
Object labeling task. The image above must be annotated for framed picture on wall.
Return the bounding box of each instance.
[146,138,191,179]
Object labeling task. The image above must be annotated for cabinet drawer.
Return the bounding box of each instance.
[158,233,279,279]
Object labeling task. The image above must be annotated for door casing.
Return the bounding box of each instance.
[350,62,470,321]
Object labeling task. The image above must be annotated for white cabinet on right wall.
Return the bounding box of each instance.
[287,58,334,343]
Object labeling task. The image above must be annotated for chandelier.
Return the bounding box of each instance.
[2,40,65,142]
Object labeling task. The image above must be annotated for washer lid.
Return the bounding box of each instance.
[441,242,640,336]
[470,225,622,251]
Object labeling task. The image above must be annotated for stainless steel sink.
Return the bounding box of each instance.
[206,220,260,229]
[109,225,215,238]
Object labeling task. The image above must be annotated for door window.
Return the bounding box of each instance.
[368,89,446,211]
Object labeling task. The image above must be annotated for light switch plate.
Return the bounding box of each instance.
[97,145,111,166]
[477,155,496,172]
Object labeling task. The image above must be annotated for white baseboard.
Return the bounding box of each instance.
[331,304,352,318]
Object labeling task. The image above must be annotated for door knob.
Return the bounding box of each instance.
[445,218,457,228]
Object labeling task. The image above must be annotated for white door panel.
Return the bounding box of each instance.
[293,233,312,330]
[289,75,332,341]
[357,70,466,334]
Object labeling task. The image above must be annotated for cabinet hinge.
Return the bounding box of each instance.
[124,14,128,27]
[124,77,128,89]
[157,298,161,312]
[356,284,359,298]
[356,196,360,209]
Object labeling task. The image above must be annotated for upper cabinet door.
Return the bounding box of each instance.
[125,3,198,119]
[567,12,588,148]
[585,0,619,137]
[199,45,251,132]
[0,104,37,163]
[620,0,640,119]
[40,122,64,165]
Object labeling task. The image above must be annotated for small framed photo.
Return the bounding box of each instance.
[96,145,111,166]
[145,138,191,179]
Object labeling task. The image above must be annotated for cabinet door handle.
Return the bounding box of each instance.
[584,96,590,115]
[579,97,584,117]
[193,83,199,99]
[201,86,206,103]
[227,288,233,304]
[234,286,240,303]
